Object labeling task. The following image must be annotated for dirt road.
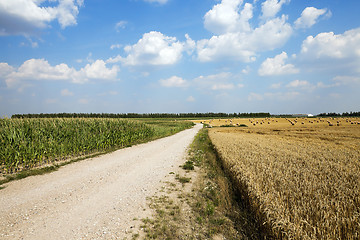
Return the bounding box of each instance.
[0,124,202,239]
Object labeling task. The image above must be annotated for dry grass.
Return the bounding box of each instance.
[207,118,360,239]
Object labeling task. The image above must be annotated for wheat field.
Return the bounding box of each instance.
[205,117,360,239]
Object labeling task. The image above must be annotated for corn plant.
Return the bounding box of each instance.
[0,118,193,173]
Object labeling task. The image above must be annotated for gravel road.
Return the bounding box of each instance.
[0,124,202,239]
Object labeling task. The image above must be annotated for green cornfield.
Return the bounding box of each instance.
[0,118,193,173]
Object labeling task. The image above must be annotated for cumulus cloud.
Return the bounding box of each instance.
[300,28,360,75]
[0,63,15,77]
[81,60,118,81]
[294,7,330,29]
[196,32,256,62]
[198,0,293,62]
[197,32,255,62]
[301,28,360,60]
[0,0,83,36]
[159,76,189,88]
[261,0,290,20]
[108,31,192,66]
[204,0,253,35]
[1,58,119,90]
[258,52,299,76]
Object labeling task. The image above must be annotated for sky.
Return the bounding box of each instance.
[1,0,360,116]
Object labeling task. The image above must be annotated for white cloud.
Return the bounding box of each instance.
[300,28,360,75]
[0,63,14,77]
[286,80,317,92]
[109,31,189,66]
[286,79,310,88]
[251,15,293,51]
[261,0,290,20]
[61,89,74,96]
[1,58,119,90]
[159,76,189,88]
[294,7,329,29]
[20,37,39,48]
[7,59,75,84]
[197,14,293,62]
[184,34,196,55]
[196,32,256,62]
[110,44,122,50]
[301,28,360,60]
[198,0,293,62]
[204,0,253,35]
[0,0,83,36]
[56,0,83,28]
[186,96,195,102]
[115,21,127,32]
[81,60,119,81]
[258,52,299,76]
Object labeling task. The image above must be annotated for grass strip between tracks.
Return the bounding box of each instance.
[137,127,263,239]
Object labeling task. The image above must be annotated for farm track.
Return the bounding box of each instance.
[0,124,202,239]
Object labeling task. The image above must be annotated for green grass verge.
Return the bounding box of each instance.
[139,127,263,239]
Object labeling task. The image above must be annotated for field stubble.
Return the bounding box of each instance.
[207,118,360,239]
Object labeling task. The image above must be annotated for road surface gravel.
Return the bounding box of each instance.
[0,124,202,239]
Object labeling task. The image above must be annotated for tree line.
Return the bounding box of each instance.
[318,112,360,117]
[11,112,271,119]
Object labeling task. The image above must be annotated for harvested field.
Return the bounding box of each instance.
[194,116,360,129]
[207,118,360,239]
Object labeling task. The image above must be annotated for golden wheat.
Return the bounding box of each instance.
[208,119,360,239]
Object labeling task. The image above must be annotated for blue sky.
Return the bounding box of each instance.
[1,0,360,116]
